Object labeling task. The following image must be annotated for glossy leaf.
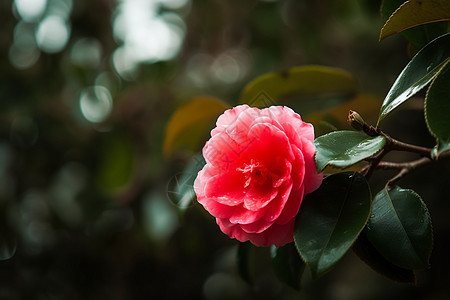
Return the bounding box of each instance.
[425,63,450,158]
[381,0,448,49]
[167,153,205,211]
[380,0,450,42]
[353,231,416,284]
[314,131,386,172]
[164,97,230,156]
[366,186,433,270]
[378,33,450,124]
[270,243,305,291]
[239,65,358,109]
[237,242,255,286]
[294,172,371,279]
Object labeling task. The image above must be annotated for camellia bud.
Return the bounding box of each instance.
[348,110,365,131]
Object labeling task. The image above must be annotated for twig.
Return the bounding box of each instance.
[348,110,450,184]
[377,157,431,185]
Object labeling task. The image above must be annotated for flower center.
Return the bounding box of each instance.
[237,159,269,188]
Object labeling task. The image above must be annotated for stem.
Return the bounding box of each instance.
[382,133,433,158]
[377,157,431,185]
[362,148,388,180]
[348,110,450,184]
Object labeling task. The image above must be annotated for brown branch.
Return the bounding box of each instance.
[377,157,431,185]
[348,110,450,184]
[381,133,433,158]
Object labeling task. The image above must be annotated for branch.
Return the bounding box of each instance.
[348,110,450,183]
[348,110,433,158]
[377,157,431,185]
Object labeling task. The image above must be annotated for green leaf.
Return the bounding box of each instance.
[164,97,230,156]
[239,65,358,113]
[352,231,416,284]
[377,33,450,124]
[270,243,305,291]
[167,153,205,212]
[294,172,371,279]
[313,131,386,172]
[366,186,433,270]
[380,0,450,43]
[381,0,448,49]
[237,242,256,286]
[425,63,450,158]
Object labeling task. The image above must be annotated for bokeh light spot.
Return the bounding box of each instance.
[79,86,113,123]
[14,0,47,22]
[35,15,70,53]
[112,0,186,79]
[70,38,102,68]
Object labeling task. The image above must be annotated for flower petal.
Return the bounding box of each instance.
[301,138,323,194]
[275,185,304,225]
[262,179,293,222]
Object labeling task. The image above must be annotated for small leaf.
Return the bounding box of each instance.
[378,33,450,124]
[167,153,206,212]
[380,0,450,41]
[314,131,386,172]
[381,0,449,49]
[366,186,433,270]
[353,231,416,284]
[237,242,256,286]
[425,63,450,157]
[164,97,230,156]
[294,172,371,279]
[270,243,305,291]
[239,65,358,111]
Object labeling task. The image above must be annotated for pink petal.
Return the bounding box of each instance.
[202,132,241,169]
[290,144,305,190]
[201,199,236,219]
[246,123,295,163]
[301,138,323,194]
[239,217,274,234]
[262,180,293,222]
[229,204,267,224]
[211,105,250,136]
[218,218,295,247]
[275,185,305,225]
[243,183,279,211]
[203,172,244,206]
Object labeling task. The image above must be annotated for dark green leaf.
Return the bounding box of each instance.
[380,0,450,47]
[237,242,255,286]
[167,153,205,211]
[378,33,450,124]
[294,172,371,279]
[270,243,305,290]
[366,186,433,270]
[314,131,386,172]
[425,63,450,158]
[353,231,416,284]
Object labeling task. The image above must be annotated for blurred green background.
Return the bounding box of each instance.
[1,0,449,299]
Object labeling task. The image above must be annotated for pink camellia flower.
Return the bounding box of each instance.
[194,105,323,247]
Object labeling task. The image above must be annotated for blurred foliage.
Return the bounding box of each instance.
[1,0,450,299]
